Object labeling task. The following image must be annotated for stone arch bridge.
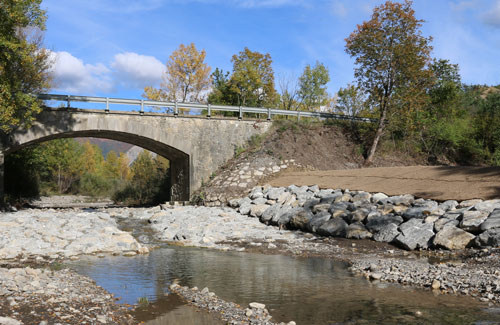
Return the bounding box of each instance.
[0,107,271,202]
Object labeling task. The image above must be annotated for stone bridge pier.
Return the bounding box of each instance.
[0,108,271,204]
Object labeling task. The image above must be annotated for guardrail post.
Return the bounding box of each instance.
[267,108,271,121]
[174,101,179,117]
[66,95,70,108]
[105,97,109,113]
[140,100,144,116]
[239,106,242,120]
[207,104,211,119]
[297,111,301,121]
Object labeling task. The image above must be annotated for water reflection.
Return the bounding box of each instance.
[69,247,500,324]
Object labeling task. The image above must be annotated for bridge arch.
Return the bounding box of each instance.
[4,130,190,201]
[0,108,271,203]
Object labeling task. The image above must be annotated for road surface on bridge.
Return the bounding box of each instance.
[269,166,500,201]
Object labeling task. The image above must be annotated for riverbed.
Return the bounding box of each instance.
[3,203,500,324]
[68,246,500,324]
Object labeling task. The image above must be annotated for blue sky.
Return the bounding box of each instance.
[42,0,500,101]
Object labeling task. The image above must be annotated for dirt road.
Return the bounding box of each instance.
[269,166,500,201]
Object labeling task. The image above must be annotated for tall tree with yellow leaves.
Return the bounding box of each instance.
[143,43,211,105]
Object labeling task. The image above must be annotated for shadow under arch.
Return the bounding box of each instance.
[4,130,190,201]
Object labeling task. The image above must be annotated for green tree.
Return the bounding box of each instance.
[143,43,211,105]
[0,0,52,133]
[38,139,84,193]
[229,47,277,107]
[336,83,367,116]
[297,61,330,111]
[207,68,235,105]
[345,0,433,165]
[427,59,462,118]
[475,92,500,163]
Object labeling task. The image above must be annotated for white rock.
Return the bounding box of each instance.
[249,302,266,309]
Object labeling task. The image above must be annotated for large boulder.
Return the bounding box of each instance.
[383,194,414,206]
[238,198,253,215]
[267,187,286,200]
[270,205,294,225]
[433,217,459,232]
[475,228,500,247]
[473,200,500,213]
[307,211,331,232]
[480,208,500,231]
[365,214,404,233]
[303,198,321,210]
[402,207,429,221]
[319,192,342,204]
[460,210,489,233]
[312,203,331,214]
[348,208,370,223]
[394,219,434,250]
[352,191,371,203]
[316,217,348,237]
[373,223,400,243]
[371,192,388,204]
[249,186,264,200]
[260,204,282,223]
[329,202,355,212]
[289,209,314,230]
[249,204,269,218]
[346,222,373,239]
[433,225,475,250]
[438,200,458,212]
[277,207,303,227]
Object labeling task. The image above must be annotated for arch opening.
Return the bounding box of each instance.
[2,130,190,202]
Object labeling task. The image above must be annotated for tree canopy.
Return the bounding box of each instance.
[0,0,52,133]
[229,47,277,107]
[297,61,330,111]
[144,43,211,104]
[345,0,433,165]
[208,48,278,108]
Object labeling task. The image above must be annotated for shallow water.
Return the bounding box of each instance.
[68,246,500,324]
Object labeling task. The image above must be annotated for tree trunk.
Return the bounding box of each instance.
[364,105,387,167]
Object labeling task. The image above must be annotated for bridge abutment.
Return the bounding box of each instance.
[170,157,190,201]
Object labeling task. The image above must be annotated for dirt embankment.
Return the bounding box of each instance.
[257,122,425,170]
[198,122,427,204]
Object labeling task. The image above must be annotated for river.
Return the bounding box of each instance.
[68,245,500,324]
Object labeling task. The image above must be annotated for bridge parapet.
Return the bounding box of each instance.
[37,94,377,123]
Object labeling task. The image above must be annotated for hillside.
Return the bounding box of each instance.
[75,138,134,157]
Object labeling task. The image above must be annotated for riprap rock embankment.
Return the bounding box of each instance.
[230,185,500,251]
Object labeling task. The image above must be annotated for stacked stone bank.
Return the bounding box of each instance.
[230,185,500,250]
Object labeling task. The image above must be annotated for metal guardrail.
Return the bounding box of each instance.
[37,94,377,123]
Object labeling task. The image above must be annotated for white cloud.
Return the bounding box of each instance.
[482,0,500,28]
[111,52,165,88]
[331,1,347,17]
[49,51,112,94]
